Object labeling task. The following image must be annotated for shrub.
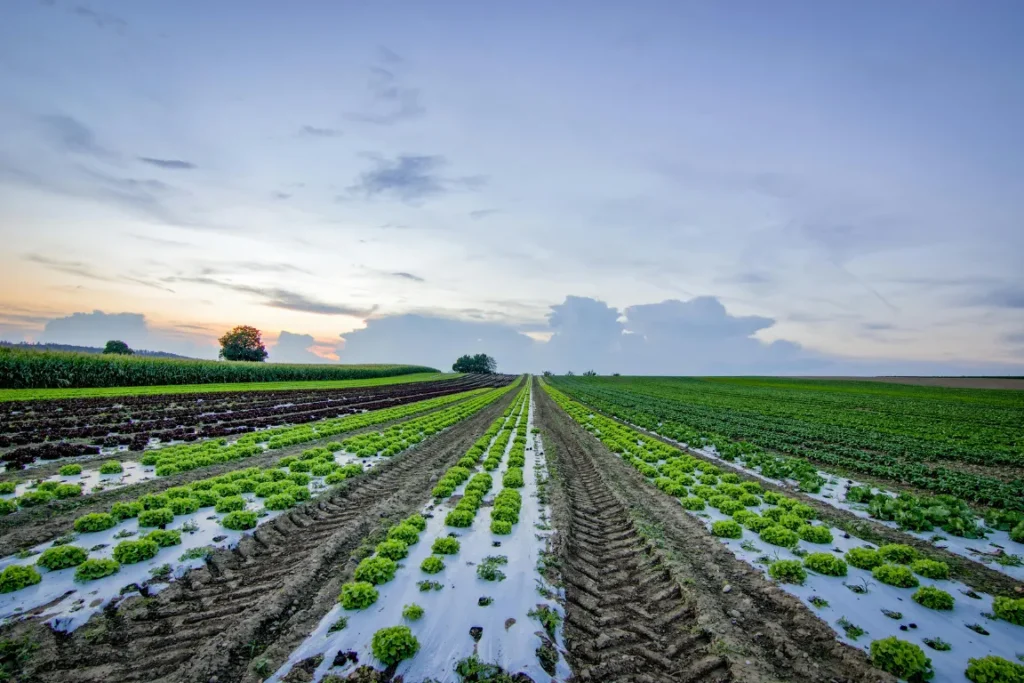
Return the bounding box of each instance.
[910,559,950,580]
[74,512,116,533]
[992,596,1024,626]
[803,553,847,576]
[681,496,706,511]
[59,464,83,476]
[965,656,1024,683]
[872,564,919,588]
[355,556,397,585]
[912,586,954,611]
[0,564,42,593]
[432,537,460,554]
[878,544,917,564]
[402,603,424,621]
[446,509,474,528]
[421,556,445,574]
[386,523,421,546]
[113,539,159,564]
[74,558,120,581]
[491,519,512,534]
[339,581,379,609]
[845,547,883,570]
[99,461,123,474]
[17,490,54,507]
[768,560,807,585]
[869,637,933,682]
[214,496,246,513]
[37,545,87,570]
[222,510,258,530]
[375,540,409,560]
[404,514,427,531]
[169,497,200,515]
[146,529,182,547]
[371,625,419,666]
[760,525,798,547]
[711,520,743,538]
[138,508,174,527]
[264,494,296,511]
[798,524,832,544]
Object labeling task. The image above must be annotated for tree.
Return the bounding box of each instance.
[582,370,597,377]
[451,353,497,374]
[542,371,553,377]
[218,326,268,362]
[102,340,133,355]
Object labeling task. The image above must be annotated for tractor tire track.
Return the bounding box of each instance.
[535,379,890,683]
[16,390,517,683]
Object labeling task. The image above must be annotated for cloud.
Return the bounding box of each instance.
[863,322,895,331]
[972,284,1024,309]
[392,272,425,282]
[269,331,324,363]
[24,253,174,292]
[298,125,342,138]
[31,310,215,357]
[273,192,292,200]
[138,157,197,170]
[71,5,127,32]
[469,209,501,220]
[168,277,373,316]
[346,154,483,203]
[37,114,111,157]
[344,49,425,125]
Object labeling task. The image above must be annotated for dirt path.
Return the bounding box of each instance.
[7,389,516,683]
[534,381,890,683]
[0,395,483,557]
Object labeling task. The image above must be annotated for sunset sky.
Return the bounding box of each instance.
[1,1,1022,373]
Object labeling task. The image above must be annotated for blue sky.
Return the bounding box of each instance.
[0,0,1022,373]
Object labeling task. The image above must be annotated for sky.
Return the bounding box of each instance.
[0,0,1022,374]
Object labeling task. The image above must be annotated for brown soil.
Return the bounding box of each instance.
[534,380,891,683]
[3,389,516,683]
[0,395,480,557]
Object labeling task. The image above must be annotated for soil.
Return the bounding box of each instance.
[2,388,517,683]
[0,394,487,558]
[533,379,892,683]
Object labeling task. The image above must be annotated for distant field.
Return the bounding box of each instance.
[803,375,1024,390]
[551,375,1024,509]
[0,372,452,402]
[0,347,438,390]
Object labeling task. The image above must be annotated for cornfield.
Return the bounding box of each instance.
[0,348,437,389]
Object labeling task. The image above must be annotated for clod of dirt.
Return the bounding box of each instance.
[478,596,494,606]
[470,626,483,642]
[505,618,516,630]
[722,584,732,593]
[332,650,358,667]
[492,541,501,547]
[212,535,227,542]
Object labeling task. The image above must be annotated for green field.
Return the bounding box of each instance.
[0,347,438,390]
[550,376,1024,510]
[0,372,454,402]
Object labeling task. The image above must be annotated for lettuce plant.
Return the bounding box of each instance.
[711,520,742,538]
[446,509,474,528]
[0,481,16,494]
[355,556,397,585]
[421,556,445,574]
[222,510,258,530]
[872,564,919,588]
[74,512,117,533]
[146,529,182,547]
[339,581,378,609]
[0,565,42,593]
[910,559,949,580]
[798,524,832,544]
[375,539,409,560]
[59,464,83,476]
[992,596,1024,626]
[760,525,798,547]
[878,544,918,564]
[912,586,954,611]
[54,484,83,499]
[768,559,806,585]
[803,553,847,577]
[113,539,159,564]
[214,495,246,513]
[37,545,87,570]
[98,461,123,474]
[387,523,421,545]
[402,603,425,621]
[845,547,883,570]
[868,637,933,682]
[138,508,174,527]
[169,497,200,515]
[74,558,120,581]
[371,625,419,666]
[263,494,296,511]
[965,656,1024,683]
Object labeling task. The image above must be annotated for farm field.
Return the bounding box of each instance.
[0,375,1022,683]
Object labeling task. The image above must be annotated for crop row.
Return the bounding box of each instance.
[0,387,501,514]
[0,346,437,389]
[540,380,1024,682]
[0,375,502,461]
[550,377,1024,510]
